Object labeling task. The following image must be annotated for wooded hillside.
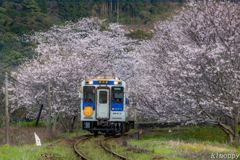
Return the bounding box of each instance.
[0,0,183,68]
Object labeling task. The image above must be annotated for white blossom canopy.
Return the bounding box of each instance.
[8,18,136,119]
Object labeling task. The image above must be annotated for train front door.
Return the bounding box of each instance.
[96,89,110,120]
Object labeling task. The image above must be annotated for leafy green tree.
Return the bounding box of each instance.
[69,2,77,21]
[0,13,13,32]
[1,45,11,55]
[36,0,47,14]
[0,7,7,13]
[20,10,27,17]
[3,32,16,47]
[5,9,20,19]
[22,0,41,13]
[0,33,3,51]
[149,6,157,14]
[133,2,144,17]
[58,2,69,20]
[10,23,31,36]
[4,51,23,66]
[2,1,15,9]
[21,12,53,31]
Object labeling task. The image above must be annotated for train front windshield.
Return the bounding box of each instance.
[112,87,123,103]
[83,86,95,103]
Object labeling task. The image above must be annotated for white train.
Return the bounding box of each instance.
[79,76,135,136]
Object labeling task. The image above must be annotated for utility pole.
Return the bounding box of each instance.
[76,108,79,136]
[48,79,52,140]
[5,72,9,145]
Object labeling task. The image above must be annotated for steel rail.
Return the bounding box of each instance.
[74,136,92,160]
[101,137,130,160]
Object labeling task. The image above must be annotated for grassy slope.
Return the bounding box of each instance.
[128,126,240,160]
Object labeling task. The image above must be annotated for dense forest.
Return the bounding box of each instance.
[0,0,183,68]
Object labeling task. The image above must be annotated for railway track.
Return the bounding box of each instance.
[74,135,129,160]
[101,136,129,160]
[74,136,93,160]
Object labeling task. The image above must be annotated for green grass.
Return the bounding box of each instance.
[107,139,160,160]
[0,142,75,160]
[127,139,183,160]
[1,126,239,160]
[64,130,89,138]
[0,131,89,160]
[143,126,227,144]
[78,135,166,160]
[127,126,240,160]
[78,136,119,160]
[127,129,139,135]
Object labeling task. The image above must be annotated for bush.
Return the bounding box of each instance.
[0,144,11,159]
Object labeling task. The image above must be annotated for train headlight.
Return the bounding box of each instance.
[114,81,121,85]
[83,106,93,117]
[89,81,93,85]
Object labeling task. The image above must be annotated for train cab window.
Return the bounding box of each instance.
[83,86,95,103]
[112,87,123,103]
[99,91,107,104]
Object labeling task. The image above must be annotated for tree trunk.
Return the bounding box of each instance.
[59,116,67,132]
[106,1,108,17]
[132,2,134,19]
[234,107,239,147]
[68,115,72,131]
[110,0,112,18]
[219,122,234,143]
[227,134,233,142]
[103,1,106,16]
[53,109,56,132]
[117,0,119,22]
[71,115,77,130]
[129,3,131,20]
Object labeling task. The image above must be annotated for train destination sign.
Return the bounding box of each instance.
[112,87,123,91]
[97,81,110,84]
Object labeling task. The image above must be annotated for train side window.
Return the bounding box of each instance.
[112,87,123,103]
[99,91,107,104]
[83,86,95,103]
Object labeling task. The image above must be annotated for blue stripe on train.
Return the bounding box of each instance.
[83,103,95,110]
[111,103,123,111]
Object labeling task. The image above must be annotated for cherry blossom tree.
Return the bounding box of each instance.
[4,0,240,146]
[130,0,240,145]
[7,18,136,130]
